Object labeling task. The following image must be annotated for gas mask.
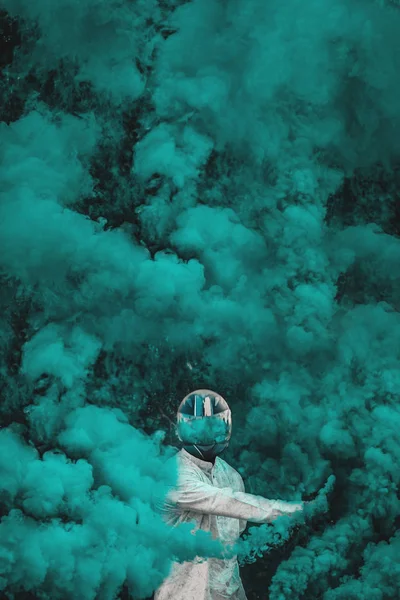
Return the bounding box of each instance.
[176,389,232,463]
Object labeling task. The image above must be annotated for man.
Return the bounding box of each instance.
[154,389,307,600]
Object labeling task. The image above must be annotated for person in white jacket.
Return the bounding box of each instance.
[154,389,306,600]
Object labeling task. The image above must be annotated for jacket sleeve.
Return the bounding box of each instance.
[167,468,303,524]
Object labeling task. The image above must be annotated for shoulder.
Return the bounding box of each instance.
[176,449,206,481]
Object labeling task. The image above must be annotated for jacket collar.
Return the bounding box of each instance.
[180,448,217,474]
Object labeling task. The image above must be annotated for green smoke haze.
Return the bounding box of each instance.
[1,0,400,598]
[178,415,230,444]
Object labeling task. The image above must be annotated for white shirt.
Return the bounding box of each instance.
[154,449,303,600]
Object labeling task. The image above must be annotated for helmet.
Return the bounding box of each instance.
[176,389,232,462]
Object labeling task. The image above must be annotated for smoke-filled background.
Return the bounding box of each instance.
[1,0,400,598]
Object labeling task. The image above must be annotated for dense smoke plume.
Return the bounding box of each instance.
[1,0,400,598]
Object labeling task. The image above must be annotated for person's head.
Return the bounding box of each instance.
[176,389,232,463]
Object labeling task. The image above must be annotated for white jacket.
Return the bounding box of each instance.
[154,449,303,600]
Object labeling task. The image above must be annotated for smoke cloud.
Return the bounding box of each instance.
[1,0,400,597]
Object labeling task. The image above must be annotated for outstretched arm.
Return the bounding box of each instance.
[165,470,303,524]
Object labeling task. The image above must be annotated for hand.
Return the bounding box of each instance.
[304,475,335,517]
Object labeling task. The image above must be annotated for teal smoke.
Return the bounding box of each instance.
[1,0,400,598]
